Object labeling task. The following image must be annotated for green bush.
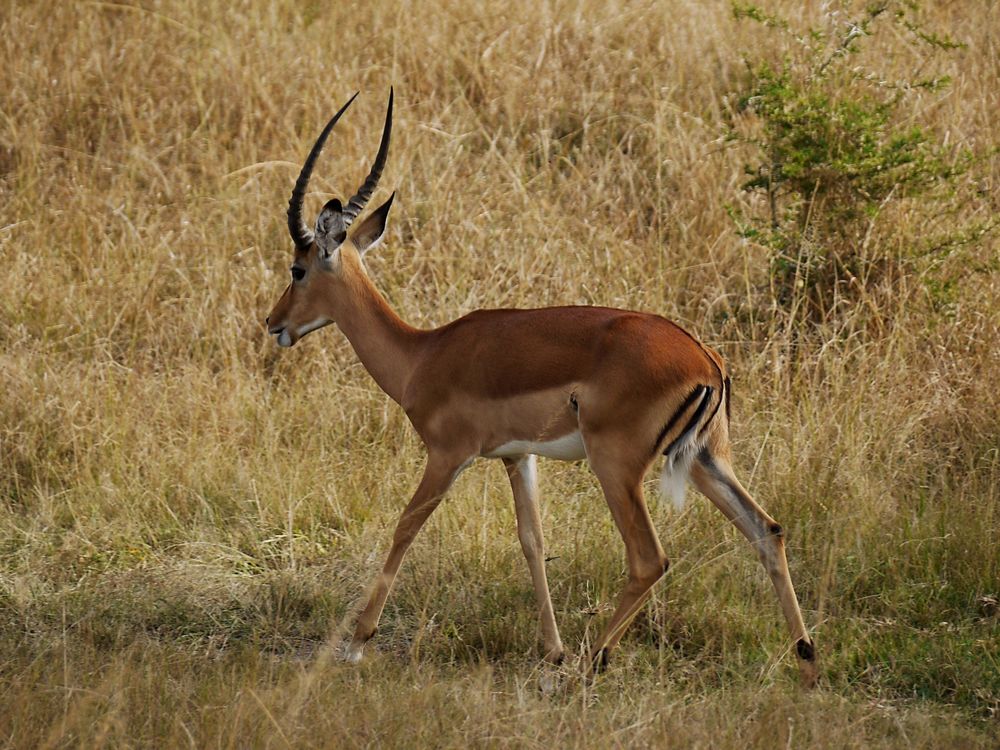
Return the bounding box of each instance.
[728,1,989,321]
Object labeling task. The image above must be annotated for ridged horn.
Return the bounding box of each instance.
[287,91,359,250]
[342,87,393,228]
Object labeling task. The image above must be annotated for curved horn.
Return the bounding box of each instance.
[343,87,393,228]
[287,91,359,250]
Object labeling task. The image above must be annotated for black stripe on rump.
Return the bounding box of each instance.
[698,385,723,438]
[724,375,732,424]
[649,385,704,458]
[698,376,728,438]
[664,385,712,457]
[660,385,714,459]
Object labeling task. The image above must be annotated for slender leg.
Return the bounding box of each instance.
[503,455,565,663]
[690,449,818,687]
[345,453,466,663]
[585,444,669,671]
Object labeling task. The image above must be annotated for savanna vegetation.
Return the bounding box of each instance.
[1,0,997,746]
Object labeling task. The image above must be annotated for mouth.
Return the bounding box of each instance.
[269,327,295,348]
[267,318,333,348]
[268,318,330,348]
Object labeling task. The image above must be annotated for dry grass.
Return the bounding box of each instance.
[1,0,998,747]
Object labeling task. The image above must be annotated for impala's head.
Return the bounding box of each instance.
[266,89,395,347]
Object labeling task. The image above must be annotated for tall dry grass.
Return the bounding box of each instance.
[1,0,997,747]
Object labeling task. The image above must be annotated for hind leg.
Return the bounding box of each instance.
[690,449,818,687]
[584,435,669,671]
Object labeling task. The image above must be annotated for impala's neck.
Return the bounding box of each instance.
[330,249,423,404]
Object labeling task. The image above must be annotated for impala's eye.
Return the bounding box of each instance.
[291,266,305,281]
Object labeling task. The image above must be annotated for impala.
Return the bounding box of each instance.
[265,89,818,686]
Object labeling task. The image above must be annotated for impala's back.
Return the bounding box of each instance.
[402,305,727,470]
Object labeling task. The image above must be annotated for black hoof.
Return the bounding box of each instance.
[796,638,816,662]
[593,648,610,673]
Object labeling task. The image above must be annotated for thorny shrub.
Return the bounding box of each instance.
[727,1,996,323]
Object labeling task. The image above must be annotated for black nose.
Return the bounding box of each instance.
[265,316,270,326]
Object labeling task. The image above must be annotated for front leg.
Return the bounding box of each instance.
[346,452,468,663]
[503,455,565,664]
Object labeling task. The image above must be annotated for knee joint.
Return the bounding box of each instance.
[517,528,543,555]
[392,519,424,546]
[754,523,784,551]
[633,557,669,588]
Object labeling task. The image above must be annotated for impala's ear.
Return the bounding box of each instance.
[315,198,347,259]
[351,192,394,256]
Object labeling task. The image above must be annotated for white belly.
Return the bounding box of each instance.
[484,431,587,460]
